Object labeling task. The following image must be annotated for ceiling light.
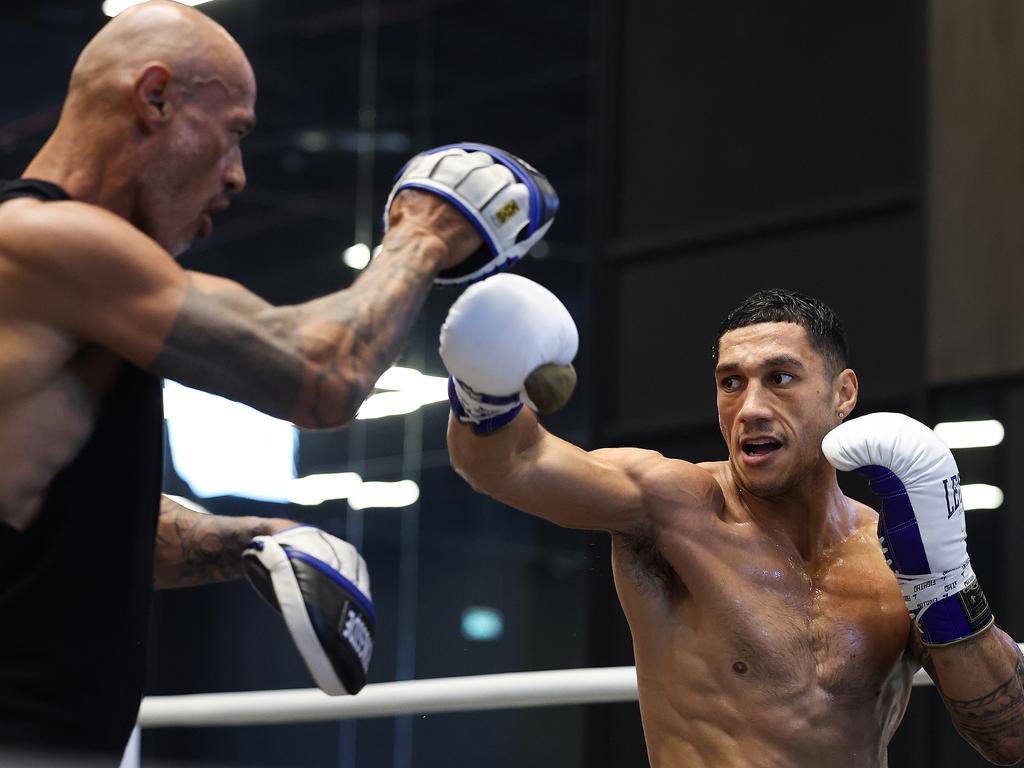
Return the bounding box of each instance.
[102,0,214,17]
[934,419,1005,449]
[348,480,420,510]
[287,472,363,507]
[356,367,448,420]
[343,243,371,270]
[962,483,1004,511]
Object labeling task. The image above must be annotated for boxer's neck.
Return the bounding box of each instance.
[739,466,856,567]
[23,115,140,220]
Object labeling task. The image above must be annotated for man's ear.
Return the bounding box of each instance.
[133,63,174,131]
[835,368,858,420]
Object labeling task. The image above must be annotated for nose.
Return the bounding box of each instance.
[224,150,247,195]
[736,380,774,426]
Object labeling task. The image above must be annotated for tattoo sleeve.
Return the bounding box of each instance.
[149,229,443,428]
[919,627,1024,764]
[153,495,292,589]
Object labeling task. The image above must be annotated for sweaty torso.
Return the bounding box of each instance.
[0,198,121,530]
[612,460,915,768]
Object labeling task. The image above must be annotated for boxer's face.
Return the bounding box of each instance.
[715,322,843,499]
[137,58,256,257]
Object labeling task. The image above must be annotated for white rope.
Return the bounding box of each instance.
[139,644,1024,729]
[138,666,638,728]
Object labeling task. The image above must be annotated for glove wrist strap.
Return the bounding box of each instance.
[899,564,994,645]
[448,377,523,434]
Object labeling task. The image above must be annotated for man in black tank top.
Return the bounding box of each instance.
[0,0,540,761]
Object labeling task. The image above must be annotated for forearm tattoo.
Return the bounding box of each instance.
[298,234,437,426]
[154,497,280,588]
[928,644,1024,762]
[149,233,440,427]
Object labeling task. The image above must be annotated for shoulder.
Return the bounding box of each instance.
[591,447,724,516]
[0,198,182,315]
[0,198,158,267]
[849,497,880,531]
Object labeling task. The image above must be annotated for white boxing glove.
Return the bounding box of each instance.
[440,273,578,433]
[384,143,559,285]
[822,412,993,646]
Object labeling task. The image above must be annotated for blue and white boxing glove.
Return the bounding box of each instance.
[243,526,374,694]
[822,412,994,646]
[384,143,559,285]
[440,273,578,433]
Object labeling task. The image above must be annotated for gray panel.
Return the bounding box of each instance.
[927,1,1024,383]
[607,212,923,437]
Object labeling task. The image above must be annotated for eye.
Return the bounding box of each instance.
[770,372,794,386]
[721,376,742,391]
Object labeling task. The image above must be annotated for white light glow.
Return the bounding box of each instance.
[962,483,1004,511]
[343,243,371,270]
[287,472,363,507]
[163,381,297,502]
[934,419,1005,449]
[102,0,214,17]
[349,479,420,510]
[356,367,449,420]
[164,382,421,507]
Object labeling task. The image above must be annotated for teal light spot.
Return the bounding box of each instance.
[460,606,504,641]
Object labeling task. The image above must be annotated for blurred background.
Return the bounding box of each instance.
[3,0,1024,765]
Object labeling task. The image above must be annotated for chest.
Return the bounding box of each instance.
[0,320,78,406]
[0,340,124,524]
[623,521,911,702]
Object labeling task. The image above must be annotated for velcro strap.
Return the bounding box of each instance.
[448,376,523,434]
[898,561,976,615]
[899,564,995,645]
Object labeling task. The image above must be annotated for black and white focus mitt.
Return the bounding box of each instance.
[384,143,559,285]
[243,526,374,695]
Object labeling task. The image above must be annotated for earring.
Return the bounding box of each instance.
[838,411,845,419]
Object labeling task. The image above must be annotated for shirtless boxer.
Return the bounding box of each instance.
[0,0,555,758]
[443,278,1024,767]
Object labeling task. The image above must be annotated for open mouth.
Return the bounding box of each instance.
[741,438,782,457]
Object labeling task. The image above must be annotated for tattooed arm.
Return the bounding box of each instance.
[3,190,480,428]
[913,625,1024,765]
[153,495,295,589]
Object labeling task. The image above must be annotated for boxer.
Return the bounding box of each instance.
[0,0,556,759]
[444,278,1024,767]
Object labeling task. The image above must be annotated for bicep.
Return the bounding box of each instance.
[450,409,665,534]
[500,435,651,533]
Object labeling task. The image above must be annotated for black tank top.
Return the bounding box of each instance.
[0,179,164,758]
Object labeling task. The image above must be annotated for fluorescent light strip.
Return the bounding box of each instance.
[962,483,1004,511]
[356,367,449,420]
[102,0,214,17]
[934,419,1005,449]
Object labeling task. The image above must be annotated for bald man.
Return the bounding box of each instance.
[0,1,512,759]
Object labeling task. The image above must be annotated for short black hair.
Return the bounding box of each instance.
[714,288,849,375]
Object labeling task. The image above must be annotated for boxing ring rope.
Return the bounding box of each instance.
[135,657,976,730]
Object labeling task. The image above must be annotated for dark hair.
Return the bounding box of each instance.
[714,288,849,375]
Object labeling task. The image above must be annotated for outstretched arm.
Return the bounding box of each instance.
[153,495,294,589]
[3,189,478,429]
[443,275,717,535]
[448,407,664,533]
[914,627,1024,765]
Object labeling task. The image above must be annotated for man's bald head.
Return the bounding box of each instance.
[30,0,257,256]
[68,0,254,113]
